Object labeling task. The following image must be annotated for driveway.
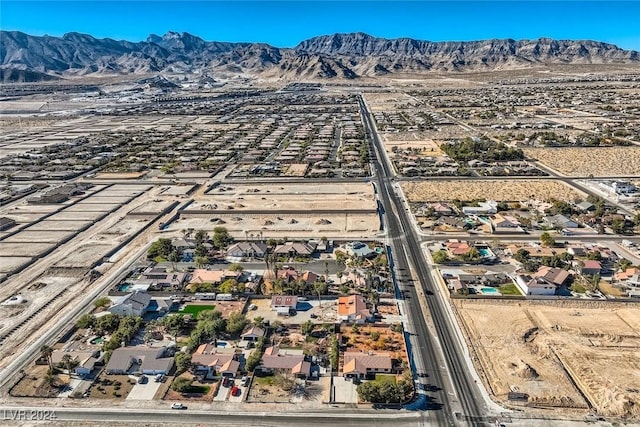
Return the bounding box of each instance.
[214,383,229,401]
[332,376,358,404]
[126,378,163,400]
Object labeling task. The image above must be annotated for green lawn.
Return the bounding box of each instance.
[185,385,210,394]
[370,374,396,386]
[180,304,215,315]
[498,283,522,296]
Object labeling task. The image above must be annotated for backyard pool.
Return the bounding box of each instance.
[117,284,131,292]
[217,341,228,348]
[89,336,104,345]
[481,287,500,295]
[478,248,494,257]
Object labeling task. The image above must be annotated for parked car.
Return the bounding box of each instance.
[171,403,185,410]
[240,375,249,386]
[222,377,234,387]
[248,304,257,310]
[231,386,241,397]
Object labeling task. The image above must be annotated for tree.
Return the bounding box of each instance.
[174,352,191,375]
[252,316,265,326]
[76,314,95,329]
[171,376,193,393]
[95,313,121,335]
[301,320,314,336]
[212,227,232,249]
[219,278,236,294]
[540,232,555,247]
[432,250,449,264]
[168,250,181,270]
[587,273,601,292]
[93,297,111,309]
[229,263,244,272]
[194,230,209,246]
[194,255,209,269]
[60,353,75,380]
[617,258,633,273]
[226,311,248,335]
[147,238,173,260]
[40,345,53,372]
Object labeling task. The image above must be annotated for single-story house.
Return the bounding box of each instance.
[567,245,588,257]
[191,345,241,379]
[462,200,498,216]
[134,267,187,290]
[581,260,602,276]
[271,295,298,316]
[189,269,240,286]
[241,325,265,341]
[546,214,579,229]
[171,238,196,251]
[431,203,454,216]
[259,346,310,378]
[444,240,474,257]
[273,242,316,257]
[576,201,595,212]
[226,242,267,259]
[343,351,393,379]
[337,294,372,324]
[438,216,472,230]
[615,267,640,283]
[51,349,101,377]
[345,241,376,258]
[491,214,524,233]
[105,346,174,375]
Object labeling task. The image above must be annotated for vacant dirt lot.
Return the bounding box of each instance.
[525,147,640,177]
[382,137,444,156]
[402,179,582,202]
[453,299,640,418]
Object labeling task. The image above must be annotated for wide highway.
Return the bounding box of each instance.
[359,95,491,426]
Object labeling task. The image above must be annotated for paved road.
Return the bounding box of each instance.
[360,95,489,426]
[0,406,425,426]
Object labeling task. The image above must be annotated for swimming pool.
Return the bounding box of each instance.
[217,341,228,348]
[117,284,131,292]
[481,287,500,295]
[89,336,104,345]
[478,248,494,257]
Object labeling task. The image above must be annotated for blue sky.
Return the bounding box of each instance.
[2,1,640,50]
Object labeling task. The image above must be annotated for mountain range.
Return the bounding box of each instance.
[1,30,639,82]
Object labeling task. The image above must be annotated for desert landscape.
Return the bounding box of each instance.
[401,179,583,202]
[525,147,640,177]
[453,299,640,418]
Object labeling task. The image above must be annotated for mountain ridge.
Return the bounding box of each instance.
[1,30,638,82]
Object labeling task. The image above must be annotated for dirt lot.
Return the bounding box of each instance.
[163,373,216,402]
[9,365,66,398]
[525,147,640,177]
[402,179,583,202]
[339,325,407,365]
[88,373,135,400]
[382,137,444,156]
[453,299,640,418]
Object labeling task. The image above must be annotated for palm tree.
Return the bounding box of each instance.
[40,345,53,372]
[61,353,74,380]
